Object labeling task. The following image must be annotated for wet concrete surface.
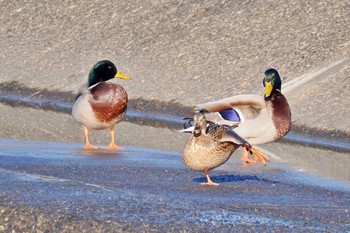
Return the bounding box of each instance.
[1,139,350,232]
[1,88,350,231]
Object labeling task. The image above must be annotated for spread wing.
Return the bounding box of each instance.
[196,94,265,126]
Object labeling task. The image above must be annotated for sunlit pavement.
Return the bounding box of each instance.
[0,139,349,232]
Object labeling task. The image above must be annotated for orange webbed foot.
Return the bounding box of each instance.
[249,147,269,165]
[242,146,269,165]
[103,142,125,150]
[84,143,100,150]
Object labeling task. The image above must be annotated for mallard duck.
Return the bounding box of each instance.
[194,68,291,163]
[72,60,131,150]
[182,113,267,186]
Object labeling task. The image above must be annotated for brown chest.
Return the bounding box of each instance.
[88,82,128,123]
[271,91,291,139]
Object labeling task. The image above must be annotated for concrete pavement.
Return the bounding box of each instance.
[0,139,349,232]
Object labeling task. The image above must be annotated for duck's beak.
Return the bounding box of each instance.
[193,125,202,137]
[115,71,132,80]
[264,80,273,97]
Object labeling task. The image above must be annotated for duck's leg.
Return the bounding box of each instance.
[201,170,219,186]
[83,126,99,149]
[242,147,269,165]
[104,127,125,150]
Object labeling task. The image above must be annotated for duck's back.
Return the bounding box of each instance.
[182,133,237,172]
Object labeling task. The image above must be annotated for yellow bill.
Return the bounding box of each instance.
[264,81,273,97]
[115,70,132,80]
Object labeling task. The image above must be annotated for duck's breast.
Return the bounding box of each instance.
[72,82,128,130]
[72,93,112,130]
[271,92,291,139]
[89,82,128,124]
[182,135,237,171]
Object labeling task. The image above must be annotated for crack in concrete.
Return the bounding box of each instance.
[282,58,349,94]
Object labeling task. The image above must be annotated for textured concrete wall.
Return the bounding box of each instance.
[0,0,349,131]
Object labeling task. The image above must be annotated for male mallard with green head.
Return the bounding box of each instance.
[182,113,267,186]
[72,60,131,150]
[194,68,291,163]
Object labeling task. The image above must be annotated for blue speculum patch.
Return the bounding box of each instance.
[218,109,241,122]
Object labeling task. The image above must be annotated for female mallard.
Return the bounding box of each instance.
[182,113,267,186]
[194,68,291,163]
[72,60,131,150]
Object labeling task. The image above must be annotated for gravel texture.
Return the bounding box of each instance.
[1,0,349,103]
[286,62,350,132]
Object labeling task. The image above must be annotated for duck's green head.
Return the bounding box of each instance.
[263,68,281,98]
[88,60,131,87]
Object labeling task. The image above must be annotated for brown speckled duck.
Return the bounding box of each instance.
[195,68,291,163]
[72,60,131,150]
[182,113,267,186]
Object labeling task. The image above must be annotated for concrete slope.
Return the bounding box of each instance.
[1,0,349,106]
